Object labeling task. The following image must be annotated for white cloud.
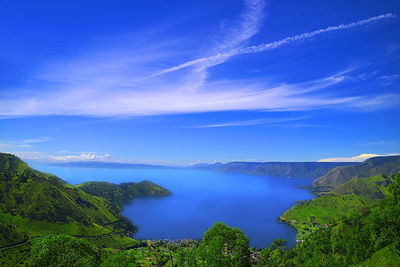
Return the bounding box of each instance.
[380,73,400,85]
[191,116,309,128]
[318,153,399,162]
[21,137,52,144]
[0,6,396,118]
[151,13,395,77]
[10,151,111,163]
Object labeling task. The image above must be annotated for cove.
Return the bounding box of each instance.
[30,164,313,248]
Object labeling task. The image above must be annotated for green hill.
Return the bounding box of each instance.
[195,161,356,178]
[313,155,400,188]
[0,153,169,247]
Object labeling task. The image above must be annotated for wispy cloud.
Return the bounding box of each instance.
[380,73,400,85]
[191,116,309,128]
[0,137,52,150]
[0,143,32,149]
[21,137,52,144]
[9,151,111,163]
[318,153,399,162]
[151,13,395,77]
[0,4,397,118]
[7,151,180,165]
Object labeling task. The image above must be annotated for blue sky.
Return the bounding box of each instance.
[1,0,399,165]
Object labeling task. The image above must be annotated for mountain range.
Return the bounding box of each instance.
[193,161,357,178]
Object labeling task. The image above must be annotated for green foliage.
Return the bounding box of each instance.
[357,243,400,267]
[176,243,198,266]
[100,250,138,267]
[199,222,251,266]
[259,239,287,266]
[0,220,27,247]
[30,234,102,267]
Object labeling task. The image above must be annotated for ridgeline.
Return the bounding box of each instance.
[193,161,357,178]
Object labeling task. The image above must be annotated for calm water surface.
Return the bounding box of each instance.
[30,164,313,248]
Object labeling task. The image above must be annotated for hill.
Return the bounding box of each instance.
[194,161,357,178]
[313,155,400,187]
[0,153,170,247]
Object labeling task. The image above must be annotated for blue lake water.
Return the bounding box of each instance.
[30,163,313,248]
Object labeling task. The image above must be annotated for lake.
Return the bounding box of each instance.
[30,163,313,248]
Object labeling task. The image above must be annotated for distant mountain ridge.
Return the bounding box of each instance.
[53,161,170,169]
[313,155,400,187]
[194,161,357,178]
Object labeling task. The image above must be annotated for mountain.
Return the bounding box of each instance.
[0,153,170,247]
[53,161,170,169]
[313,155,400,187]
[194,161,357,178]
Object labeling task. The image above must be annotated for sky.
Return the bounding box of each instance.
[1,0,400,165]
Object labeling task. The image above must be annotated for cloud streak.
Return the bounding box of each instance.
[0,2,397,118]
[191,116,309,128]
[151,13,395,77]
[8,151,111,163]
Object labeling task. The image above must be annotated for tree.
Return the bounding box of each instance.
[259,238,287,266]
[199,222,250,266]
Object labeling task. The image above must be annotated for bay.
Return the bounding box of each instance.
[30,163,313,248]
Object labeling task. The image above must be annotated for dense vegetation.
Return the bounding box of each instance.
[313,155,400,187]
[194,161,356,178]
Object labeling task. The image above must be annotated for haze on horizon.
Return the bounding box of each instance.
[1,0,399,165]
